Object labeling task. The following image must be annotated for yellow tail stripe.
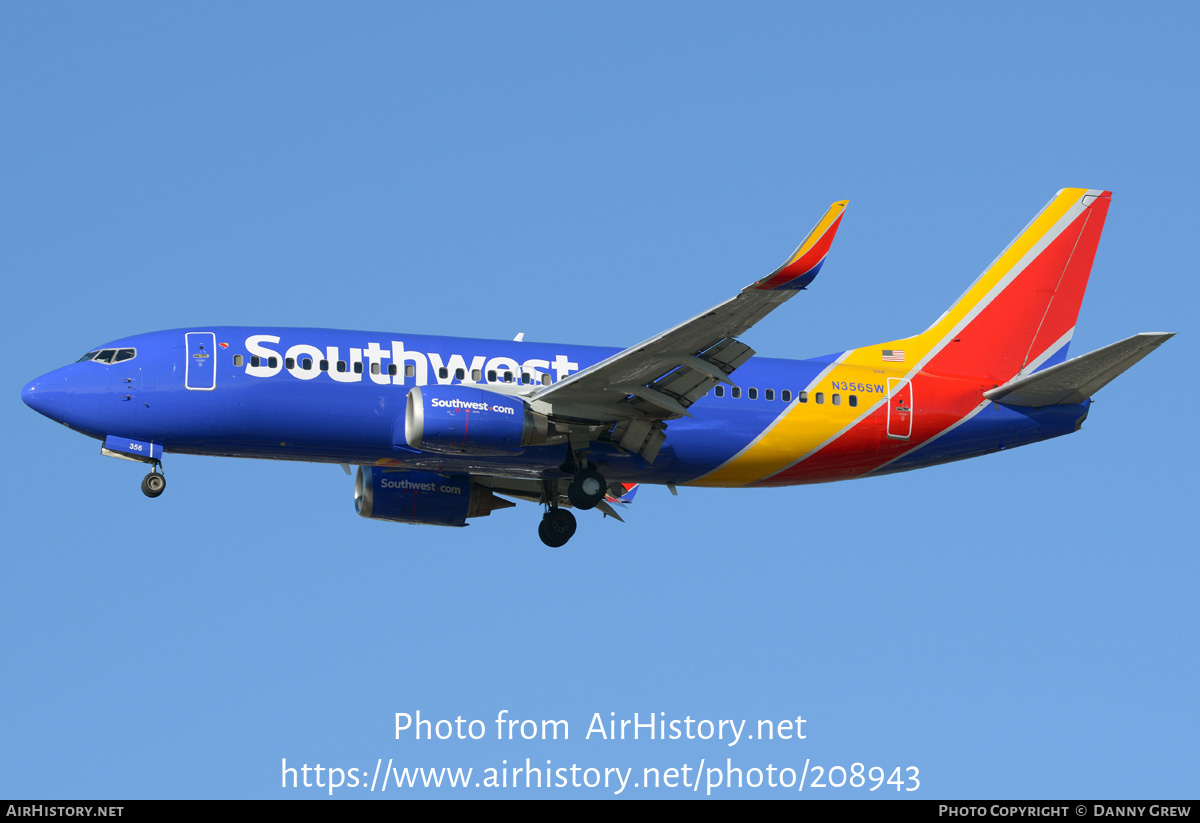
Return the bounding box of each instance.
[693,189,1087,487]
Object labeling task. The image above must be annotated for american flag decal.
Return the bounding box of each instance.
[882,349,905,362]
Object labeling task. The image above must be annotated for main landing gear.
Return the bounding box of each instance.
[140,463,166,498]
[536,453,610,547]
[564,445,607,511]
[567,466,607,510]
[538,508,576,548]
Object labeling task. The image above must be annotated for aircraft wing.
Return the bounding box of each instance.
[527,200,847,460]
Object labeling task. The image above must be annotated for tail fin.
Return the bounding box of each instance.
[883,189,1112,382]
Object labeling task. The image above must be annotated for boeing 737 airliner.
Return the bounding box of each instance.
[21,189,1172,546]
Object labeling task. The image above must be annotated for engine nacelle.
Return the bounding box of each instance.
[404,385,549,456]
[354,467,513,527]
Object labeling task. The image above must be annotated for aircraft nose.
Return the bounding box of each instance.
[21,374,68,423]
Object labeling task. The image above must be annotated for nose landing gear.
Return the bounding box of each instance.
[140,463,166,498]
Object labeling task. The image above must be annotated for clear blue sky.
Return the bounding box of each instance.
[2,3,1195,799]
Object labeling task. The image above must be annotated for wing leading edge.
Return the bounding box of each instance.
[527,200,848,460]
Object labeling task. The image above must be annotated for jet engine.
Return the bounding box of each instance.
[404,385,549,455]
[355,467,513,527]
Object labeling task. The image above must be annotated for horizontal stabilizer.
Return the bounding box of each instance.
[984,332,1174,407]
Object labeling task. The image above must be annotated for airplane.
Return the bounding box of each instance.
[20,188,1173,547]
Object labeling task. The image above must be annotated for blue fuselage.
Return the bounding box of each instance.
[21,326,1088,488]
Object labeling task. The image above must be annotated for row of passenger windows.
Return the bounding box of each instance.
[229,352,859,404]
[77,348,137,364]
[713,385,859,407]
[74,346,868,409]
[233,354,553,385]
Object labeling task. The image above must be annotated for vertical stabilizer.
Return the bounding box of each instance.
[902,188,1111,382]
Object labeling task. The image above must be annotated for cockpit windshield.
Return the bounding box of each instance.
[77,348,136,363]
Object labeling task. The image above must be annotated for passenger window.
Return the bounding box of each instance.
[782,390,792,402]
[354,362,363,374]
[302,359,313,370]
[731,387,742,399]
[815,392,825,404]
[472,369,482,381]
[714,385,725,398]
[250,355,261,368]
[832,393,841,406]
[233,354,244,367]
[438,367,448,379]
[487,370,497,382]
[799,391,808,403]
[388,364,398,376]
[285,357,295,369]
[541,374,551,386]
[455,368,465,380]
[405,365,415,378]
[504,372,513,383]
[748,388,758,400]
[320,360,329,371]
[268,357,278,369]
[765,388,775,401]
[370,362,379,375]
[849,395,858,407]
[337,361,347,373]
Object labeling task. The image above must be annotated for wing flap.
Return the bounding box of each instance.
[984,332,1174,406]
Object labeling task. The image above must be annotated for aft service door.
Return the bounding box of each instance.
[886,377,913,440]
[185,332,217,390]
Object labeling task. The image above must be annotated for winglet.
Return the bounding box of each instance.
[750,200,848,291]
[605,483,639,505]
